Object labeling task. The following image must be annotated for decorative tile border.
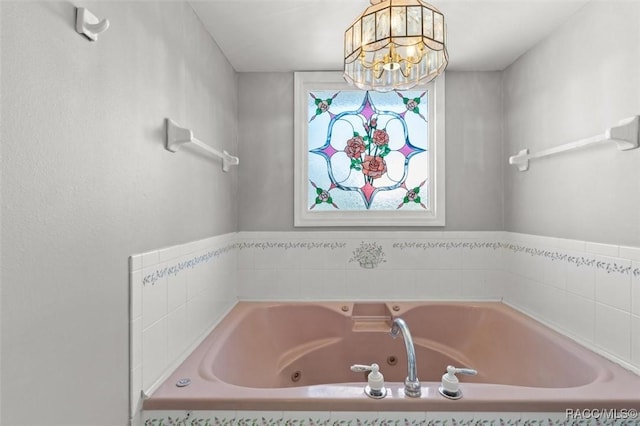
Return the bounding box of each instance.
[142,244,237,286]
[393,241,502,250]
[504,243,639,277]
[390,240,639,277]
[136,236,640,285]
[236,237,639,278]
[142,413,639,426]
[595,259,634,275]
[238,242,347,250]
[504,244,587,263]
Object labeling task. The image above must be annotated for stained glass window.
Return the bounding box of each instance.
[294,72,445,227]
[307,90,429,212]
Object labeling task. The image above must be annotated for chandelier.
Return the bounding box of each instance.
[343,0,448,92]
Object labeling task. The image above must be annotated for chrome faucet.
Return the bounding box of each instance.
[390,318,421,397]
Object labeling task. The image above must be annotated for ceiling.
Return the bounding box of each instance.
[190,0,590,73]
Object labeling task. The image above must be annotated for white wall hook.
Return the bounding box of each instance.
[165,119,239,172]
[509,115,639,172]
[76,7,110,41]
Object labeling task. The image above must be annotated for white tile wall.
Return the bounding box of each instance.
[502,232,640,374]
[129,233,238,421]
[565,294,595,343]
[620,246,640,262]
[632,315,640,366]
[595,303,631,361]
[141,269,168,329]
[237,231,505,302]
[565,251,595,299]
[631,261,640,316]
[134,230,640,425]
[585,241,620,257]
[595,256,632,311]
[232,230,640,373]
[141,317,168,390]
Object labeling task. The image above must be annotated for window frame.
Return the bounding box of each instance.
[293,71,445,227]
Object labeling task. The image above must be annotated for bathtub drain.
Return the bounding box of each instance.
[291,371,302,382]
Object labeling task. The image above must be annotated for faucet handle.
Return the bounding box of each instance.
[350,364,386,399]
[350,364,377,372]
[439,365,477,400]
[447,365,477,376]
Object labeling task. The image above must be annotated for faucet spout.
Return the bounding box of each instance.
[390,318,421,397]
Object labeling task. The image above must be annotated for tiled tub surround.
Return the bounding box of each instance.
[135,231,640,425]
[129,233,238,423]
[237,231,640,374]
[500,233,640,375]
[237,232,505,302]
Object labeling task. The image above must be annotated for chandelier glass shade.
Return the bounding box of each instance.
[343,0,448,92]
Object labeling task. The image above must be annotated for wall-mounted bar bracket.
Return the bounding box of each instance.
[165,119,239,172]
[509,115,639,172]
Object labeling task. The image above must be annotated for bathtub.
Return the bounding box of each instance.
[143,302,640,412]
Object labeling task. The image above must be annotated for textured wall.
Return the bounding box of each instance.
[0,2,237,425]
[237,71,504,232]
[503,1,640,246]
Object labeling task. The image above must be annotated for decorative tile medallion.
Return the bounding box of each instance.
[350,241,386,269]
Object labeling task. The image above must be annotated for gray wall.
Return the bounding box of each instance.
[0,2,237,425]
[503,1,640,246]
[238,71,504,231]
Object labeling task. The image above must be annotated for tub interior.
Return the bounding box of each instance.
[201,302,599,389]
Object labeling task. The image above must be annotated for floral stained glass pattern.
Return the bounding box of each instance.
[307,90,429,211]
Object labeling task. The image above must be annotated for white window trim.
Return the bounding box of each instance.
[293,71,445,227]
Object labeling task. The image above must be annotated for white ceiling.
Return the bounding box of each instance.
[190,0,590,72]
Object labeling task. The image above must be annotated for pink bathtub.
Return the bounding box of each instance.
[144,302,640,412]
